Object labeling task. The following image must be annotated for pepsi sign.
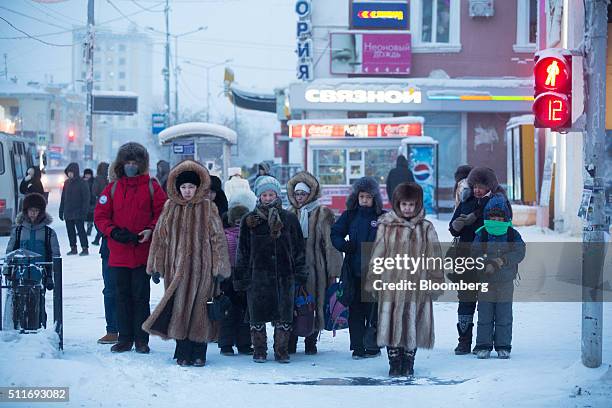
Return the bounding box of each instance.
[413,163,432,182]
[351,1,409,30]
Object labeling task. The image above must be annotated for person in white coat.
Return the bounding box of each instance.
[224,167,252,203]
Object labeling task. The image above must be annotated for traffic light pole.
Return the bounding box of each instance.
[581,0,608,369]
[85,0,94,143]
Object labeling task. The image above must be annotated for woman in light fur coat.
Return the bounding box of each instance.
[365,182,444,377]
[142,160,231,367]
[286,171,343,355]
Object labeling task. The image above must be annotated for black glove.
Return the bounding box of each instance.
[111,228,139,244]
[151,272,161,284]
[59,213,64,221]
[45,278,54,291]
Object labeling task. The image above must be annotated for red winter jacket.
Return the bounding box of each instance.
[94,174,167,268]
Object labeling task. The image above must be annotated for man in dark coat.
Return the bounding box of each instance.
[83,168,96,236]
[156,160,170,193]
[385,155,415,201]
[234,175,307,364]
[209,175,229,217]
[448,166,512,355]
[331,176,384,359]
[91,162,109,246]
[59,162,90,256]
[94,142,167,354]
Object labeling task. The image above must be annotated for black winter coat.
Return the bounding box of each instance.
[449,193,513,243]
[331,206,381,278]
[19,168,45,196]
[59,163,90,221]
[385,156,415,200]
[234,208,307,324]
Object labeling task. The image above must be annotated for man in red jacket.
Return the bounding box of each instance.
[94,142,167,354]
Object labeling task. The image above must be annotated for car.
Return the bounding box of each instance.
[41,167,67,191]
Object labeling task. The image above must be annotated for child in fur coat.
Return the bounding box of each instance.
[365,182,444,377]
[142,160,230,367]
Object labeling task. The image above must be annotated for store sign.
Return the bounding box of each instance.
[330,32,411,75]
[304,88,422,104]
[290,122,422,138]
[296,0,313,81]
[351,1,409,30]
[172,142,195,155]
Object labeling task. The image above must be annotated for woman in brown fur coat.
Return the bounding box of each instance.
[142,160,231,367]
[286,171,343,355]
[365,182,444,377]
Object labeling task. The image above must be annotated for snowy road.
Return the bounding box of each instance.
[0,191,610,408]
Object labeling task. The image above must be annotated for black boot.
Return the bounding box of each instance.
[401,348,416,376]
[288,333,298,355]
[250,325,267,363]
[387,347,403,377]
[66,246,78,256]
[273,323,291,364]
[454,323,474,355]
[304,332,318,355]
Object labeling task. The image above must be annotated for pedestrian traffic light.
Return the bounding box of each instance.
[68,129,75,142]
[533,48,572,130]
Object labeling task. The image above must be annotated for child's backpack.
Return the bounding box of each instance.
[324,282,349,335]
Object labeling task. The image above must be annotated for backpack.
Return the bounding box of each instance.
[324,282,349,335]
[13,225,52,263]
[110,178,156,218]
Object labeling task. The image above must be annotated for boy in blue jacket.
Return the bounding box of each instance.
[471,197,526,359]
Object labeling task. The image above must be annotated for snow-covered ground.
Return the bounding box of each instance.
[0,191,610,408]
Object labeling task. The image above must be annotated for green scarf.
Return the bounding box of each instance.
[478,220,513,236]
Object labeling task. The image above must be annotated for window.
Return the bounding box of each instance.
[119,71,126,79]
[0,142,4,175]
[119,57,126,66]
[9,106,19,117]
[119,85,126,91]
[119,44,126,52]
[81,71,86,79]
[94,72,101,80]
[313,149,346,185]
[365,148,398,186]
[94,85,101,91]
[411,0,461,52]
[50,109,55,121]
[515,0,538,52]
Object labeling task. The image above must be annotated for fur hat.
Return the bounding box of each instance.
[175,171,201,192]
[228,191,257,211]
[467,167,499,191]
[111,142,149,179]
[346,176,383,214]
[228,204,249,226]
[454,165,473,183]
[228,167,242,178]
[392,182,423,216]
[22,193,47,213]
[254,175,281,197]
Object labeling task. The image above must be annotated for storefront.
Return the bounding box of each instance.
[288,77,534,209]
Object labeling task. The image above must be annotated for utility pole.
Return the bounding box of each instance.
[581,0,608,369]
[164,0,171,127]
[174,35,179,124]
[85,0,94,143]
[3,53,7,80]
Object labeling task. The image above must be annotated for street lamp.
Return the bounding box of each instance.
[146,25,207,124]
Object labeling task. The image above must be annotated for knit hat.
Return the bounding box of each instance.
[175,171,201,192]
[228,204,249,226]
[22,193,47,213]
[294,182,311,194]
[484,195,511,221]
[254,175,281,197]
[228,167,242,177]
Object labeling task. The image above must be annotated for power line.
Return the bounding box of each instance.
[0,5,72,31]
[24,0,86,26]
[0,16,72,47]
[105,0,142,27]
[129,0,165,12]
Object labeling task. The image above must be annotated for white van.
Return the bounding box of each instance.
[0,132,39,235]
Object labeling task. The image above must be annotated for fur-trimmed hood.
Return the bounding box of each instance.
[287,171,321,208]
[346,176,384,214]
[110,142,150,180]
[391,182,423,218]
[15,212,53,227]
[166,160,211,205]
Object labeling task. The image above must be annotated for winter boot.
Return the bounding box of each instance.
[497,349,511,359]
[304,334,318,355]
[111,341,133,353]
[220,346,235,356]
[79,248,89,256]
[288,333,298,354]
[387,347,403,377]
[135,340,150,354]
[97,332,118,344]
[250,325,267,363]
[454,323,474,355]
[476,349,491,359]
[66,246,78,256]
[273,323,291,364]
[401,348,416,376]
